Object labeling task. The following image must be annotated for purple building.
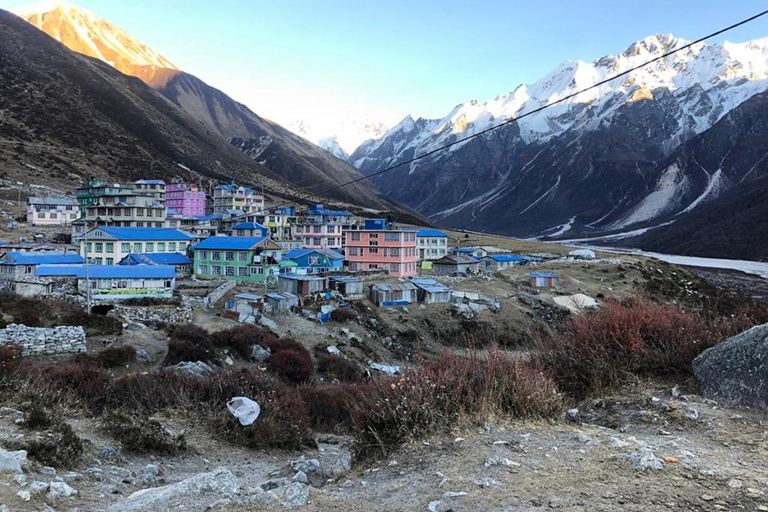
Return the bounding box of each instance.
[166,181,206,216]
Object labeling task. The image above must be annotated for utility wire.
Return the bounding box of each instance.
[282,8,768,205]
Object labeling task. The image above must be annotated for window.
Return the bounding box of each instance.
[85,243,92,253]
[212,251,221,261]
[199,250,208,260]
[309,255,321,265]
[370,241,378,246]
[391,248,400,257]
[95,257,103,265]
[39,212,46,219]
[178,242,187,251]
[146,243,154,253]
[106,258,113,265]
[211,266,221,275]
[225,251,235,261]
[106,243,114,252]
[225,266,235,276]
[370,233,378,239]
[198,265,208,274]
[390,263,400,272]
[238,252,248,262]
[237,267,248,277]
[350,232,360,241]
[313,226,321,233]
[169,242,176,251]
[157,242,165,252]
[385,232,400,241]
[348,247,358,256]
[133,243,142,252]
[313,238,321,246]
[50,213,57,219]
[120,242,129,253]
[369,248,378,254]
[70,214,77,219]
[95,243,103,253]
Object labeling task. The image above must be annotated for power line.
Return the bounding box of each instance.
[288,8,768,204]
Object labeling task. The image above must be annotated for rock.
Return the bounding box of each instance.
[166,361,220,379]
[608,437,631,448]
[40,466,56,476]
[289,458,325,487]
[259,317,278,330]
[17,489,31,501]
[29,481,50,494]
[684,408,700,421]
[0,448,26,473]
[575,433,593,444]
[619,447,664,471]
[484,457,520,467]
[140,464,160,484]
[700,494,716,501]
[292,471,309,485]
[368,362,400,375]
[693,323,768,408]
[671,384,681,398]
[326,345,342,356]
[251,345,271,363]
[256,481,310,509]
[728,478,744,488]
[206,498,232,510]
[106,467,239,512]
[224,356,234,366]
[134,349,154,364]
[48,481,78,500]
[566,408,579,421]
[474,477,499,488]
[99,447,126,462]
[260,479,287,492]
[125,323,147,331]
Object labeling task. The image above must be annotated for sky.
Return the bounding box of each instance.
[5,0,768,136]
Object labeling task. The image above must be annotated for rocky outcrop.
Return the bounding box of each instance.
[693,323,768,409]
[0,324,86,356]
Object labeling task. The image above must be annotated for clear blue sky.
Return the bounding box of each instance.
[5,0,768,130]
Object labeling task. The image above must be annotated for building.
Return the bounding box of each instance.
[432,255,480,276]
[530,272,560,289]
[450,247,488,259]
[369,283,417,307]
[79,227,194,266]
[133,180,166,206]
[278,274,328,297]
[328,276,364,300]
[73,180,167,240]
[265,292,299,313]
[480,254,527,271]
[283,248,344,274]
[416,229,449,261]
[26,197,80,226]
[118,252,193,275]
[293,205,351,251]
[166,181,206,217]
[35,264,176,300]
[410,278,453,304]
[193,236,281,282]
[231,222,269,238]
[344,219,418,278]
[213,182,264,214]
[223,293,265,323]
[0,252,84,278]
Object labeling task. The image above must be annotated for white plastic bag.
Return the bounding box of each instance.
[226,396,261,426]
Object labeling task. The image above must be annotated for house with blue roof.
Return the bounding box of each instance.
[294,204,354,252]
[0,251,85,278]
[79,227,194,266]
[416,228,449,261]
[35,264,176,300]
[282,248,344,274]
[450,246,488,259]
[118,252,193,275]
[231,222,269,238]
[193,236,282,283]
[213,181,264,214]
[480,254,527,271]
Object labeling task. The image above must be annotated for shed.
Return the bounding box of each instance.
[530,272,560,289]
[278,274,328,297]
[410,278,452,304]
[480,254,527,271]
[369,282,417,307]
[432,255,480,276]
[328,276,365,299]
[224,293,265,322]
[265,292,299,313]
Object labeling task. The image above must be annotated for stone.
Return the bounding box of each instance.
[99,447,126,462]
[267,481,310,509]
[290,458,325,487]
[693,323,768,409]
[619,447,664,471]
[224,356,234,366]
[40,466,56,476]
[728,478,744,488]
[125,323,147,331]
[134,349,154,364]
[106,467,239,512]
[292,471,309,485]
[684,408,700,421]
[251,345,271,363]
[474,477,499,488]
[671,384,681,397]
[166,361,220,379]
[0,448,26,473]
[484,457,520,467]
[575,433,593,444]
[140,464,160,484]
[17,489,31,501]
[326,345,342,356]
[259,317,278,330]
[29,481,50,494]
[48,481,78,500]
[566,408,579,421]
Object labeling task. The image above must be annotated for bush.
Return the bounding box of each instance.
[260,336,304,354]
[330,308,357,322]
[101,410,187,455]
[22,403,57,430]
[43,363,111,411]
[211,324,267,359]
[316,354,362,383]
[542,297,715,399]
[0,344,22,380]
[95,345,136,368]
[170,324,211,343]
[269,349,313,384]
[300,384,360,432]
[22,421,83,468]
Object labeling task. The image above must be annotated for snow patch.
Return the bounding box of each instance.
[612,164,686,229]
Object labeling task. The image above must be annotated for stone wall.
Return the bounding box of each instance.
[111,296,194,324]
[0,324,86,356]
[203,280,237,308]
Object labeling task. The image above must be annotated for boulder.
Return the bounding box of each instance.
[106,467,239,512]
[693,323,768,409]
[48,481,78,500]
[251,345,271,363]
[166,361,220,379]
[134,349,154,364]
[0,448,26,473]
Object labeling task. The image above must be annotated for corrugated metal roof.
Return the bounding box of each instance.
[134,252,191,265]
[308,205,351,216]
[329,276,363,283]
[410,278,452,293]
[27,197,78,206]
[96,227,194,241]
[416,229,449,238]
[434,255,478,265]
[231,222,267,230]
[530,272,559,278]
[35,264,176,279]
[234,293,264,300]
[488,254,525,262]
[279,274,326,282]
[266,292,298,301]
[371,283,417,291]
[0,252,84,265]
[284,248,344,261]
[134,180,166,185]
[193,236,267,250]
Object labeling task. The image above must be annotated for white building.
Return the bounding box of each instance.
[26,197,80,226]
[416,229,449,261]
[213,182,264,214]
[79,226,194,266]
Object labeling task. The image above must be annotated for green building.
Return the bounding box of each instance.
[193,236,282,282]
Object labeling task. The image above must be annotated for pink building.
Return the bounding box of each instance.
[345,220,418,278]
[294,223,344,251]
[166,182,206,217]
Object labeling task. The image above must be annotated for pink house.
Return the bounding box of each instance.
[166,181,206,217]
[345,220,418,277]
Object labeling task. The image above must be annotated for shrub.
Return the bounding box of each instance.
[164,338,216,366]
[330,308,357,322]
[269,349,313,384]
[95,345,136,368]
[102,410,187,455]
[300,384,360,432]
[0,344,22,380]
[22,421,83,468]
[211,324,266,359]
[170,324,211,344]
[260,336,304,354]
[22,403,57,430]
[43,363,111,411]
[316,354,362,383]
[542,297,715,399]
[61,310,122,335]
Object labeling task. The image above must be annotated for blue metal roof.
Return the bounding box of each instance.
[232,222,267,230]
[308,205,351,217]
[329,276,363,283]
[410,278,452,293]
[215,184,254,192]
[28,197,78,206]
[196,214,222,222]
[488,255,525,262]
[0,252,85,266]
[279,274,326,282]
[35,264,176,279]
[134,179,166,185]
[284,248,344,261]
[96,227,194,241]
[454,246,480,253]
[193,236,268,250]
[119,253,191,266]
[416,229,449,238]
[530,272,559,278]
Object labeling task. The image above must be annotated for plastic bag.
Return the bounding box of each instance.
[226,396,261,426]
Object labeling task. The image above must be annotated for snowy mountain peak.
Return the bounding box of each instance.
[286,113,391,159]
[622,33,688,58]
[14,0,178,77]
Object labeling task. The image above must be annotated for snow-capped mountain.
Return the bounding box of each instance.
[15,0,177,77]
[351,34,768,251]
[288,116,390,160]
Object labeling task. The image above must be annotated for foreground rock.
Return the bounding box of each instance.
[106,467,238,512]
[693,323,768,409]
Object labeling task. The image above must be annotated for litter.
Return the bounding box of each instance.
[369,362,400,375]
[226,397,261,426]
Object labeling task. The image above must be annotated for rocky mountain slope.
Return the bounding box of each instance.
[15,1,394,209]
[287,116,391,161]
[351,35,768,255]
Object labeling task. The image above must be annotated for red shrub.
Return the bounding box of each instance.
[316,354,362,383]
[0,344,22,380]
[95,345,136,368]
[43,363,112,410]
[300,384,361,432]
[260,336,304,354]
[163,339,216,366]
[269,349,313,384]
[330,308,358,322]
[211,324,267,359]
